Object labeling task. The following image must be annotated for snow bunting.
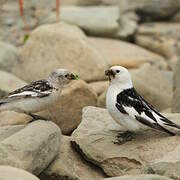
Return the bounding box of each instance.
[105,66,180,144]
[0,69,78,121]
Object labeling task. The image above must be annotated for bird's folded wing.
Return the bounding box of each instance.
[116,88,179,128]
[0,80,53,103]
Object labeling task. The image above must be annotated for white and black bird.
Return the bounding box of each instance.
[105,66,180,144]
[0,69,77,121]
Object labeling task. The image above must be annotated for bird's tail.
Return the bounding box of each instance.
[166,122,180,130]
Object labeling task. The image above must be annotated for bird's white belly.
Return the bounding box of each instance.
[106,87,142,132]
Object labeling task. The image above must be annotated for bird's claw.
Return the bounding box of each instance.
[113,131,135,145]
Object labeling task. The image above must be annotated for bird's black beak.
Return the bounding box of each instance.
[105,69,115,81]
[105,69,115,77]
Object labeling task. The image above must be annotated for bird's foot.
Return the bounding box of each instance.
[28,113,49,122]
[113,131,135,145]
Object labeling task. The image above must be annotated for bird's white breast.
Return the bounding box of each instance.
[106,84,142,131]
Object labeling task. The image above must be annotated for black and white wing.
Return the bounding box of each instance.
[0,80,54,104]
[116,88,180,135]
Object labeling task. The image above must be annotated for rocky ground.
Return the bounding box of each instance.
[0,0,180,179]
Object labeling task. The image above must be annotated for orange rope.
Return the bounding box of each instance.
[56,0,60,22]
[19,0,29,32]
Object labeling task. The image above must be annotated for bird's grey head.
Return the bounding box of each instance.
[48,69,77,87]
[105,66,133,87]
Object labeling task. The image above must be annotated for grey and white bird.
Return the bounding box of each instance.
[105,66,180,144]
[0,69,77,120]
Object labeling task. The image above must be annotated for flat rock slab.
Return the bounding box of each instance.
[41,136,105,180]
[104,174,173,180]
[0,166,40,180]
[72,106,180,177]
[0,120,61,175]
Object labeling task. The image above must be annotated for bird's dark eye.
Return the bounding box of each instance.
[116,70,120,73]
[65,74,68,78]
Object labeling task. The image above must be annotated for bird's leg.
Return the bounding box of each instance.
[113,131,135,145]
[27,113,49,122]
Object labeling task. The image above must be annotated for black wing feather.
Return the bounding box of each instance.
[0,80,54,105]
[116,88,180,135]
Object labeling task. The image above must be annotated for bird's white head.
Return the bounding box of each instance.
[105,66,133,88]
[47,69,78,87]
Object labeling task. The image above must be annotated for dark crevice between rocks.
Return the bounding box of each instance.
[70,140,107,178]
[39,173,74,180]
[135,9,179,22]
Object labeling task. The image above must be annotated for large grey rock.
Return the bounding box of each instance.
[13,22,109,82]
[72,106,180,177]
[40,136,104,180]
[87,37,167,69]
[44,6,120,37]
[104,175,173,180]
[0,166,39,180]
[40,80,97,134]
[44,6,138,40]
[172,59,180,112]
[0,125,25,142]
[119,0,180,20]
[0,42,20,73]
[0,120,61,175]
